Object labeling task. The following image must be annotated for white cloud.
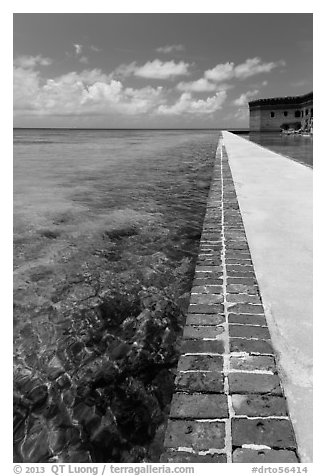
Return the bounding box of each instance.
[233,89,259,106]
[74,44,83,55]
[177,78,218,92]
[204,57,285,83]
[13,55,52,68]
[156,44,185,54]
[177,79,233,93]
[234,57,285,79]
[13,67,41,110]
[205,62,234,82]
[135,59,190,79]
[14,57,230,119]
[13,65,166,116]
[157,91,227,115]
[114,59,190,80]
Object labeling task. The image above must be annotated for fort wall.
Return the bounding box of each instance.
[249,92,313,132]
[161,133,313,463]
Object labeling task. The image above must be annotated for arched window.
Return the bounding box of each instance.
[284,111,288,117]
[295,110,301,118]
[270,112,275,118]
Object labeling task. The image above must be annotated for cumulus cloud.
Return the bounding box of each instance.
[13,64,166,116]
[135,59,190,79]
[234,58,285,79]
[114,59,190,80]
[233,89,259,106]
[177,78,218,92]
[177,79,233,93]
[204,57,285,83]
[157,91,227,115]
[156,44,185,54]
[13,55,52,68]
[205,62,234,82]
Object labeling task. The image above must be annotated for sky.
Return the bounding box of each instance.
[13,13,313,128]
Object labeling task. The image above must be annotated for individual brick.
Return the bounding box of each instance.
[230,355,276,373]
[205,214,221,220]
[192,285,223,294]
[227,284,258,294]
[227,271,256,278]
[228,304,264,314]
[178,354,223,372]
[226,243,249,250]
[226,258,252,264]
[225,237,247,243]
[200,246,222,252]
[226,265,254,272]
[232,448,299,463]
[189,304,224,314]
[175,371,224,393]
[203,224,221,230]
[194,272,223,281]
[226,294,261,304]
[224,231,246,238]
[193,278,223,286]
[226,252,251,260]
[228,373,282,395]
[170,393,228,418]
[231,394,288,417]
[186,314,225,326]
[229,325,270,339]
[201,234,221,242]
[228,313,267,326]
[183,325,224,339]
[164,420,225,450]
[180,339,224,354]
[227,277,257,285]
[161,451,227,463]
[232,418,297,449]
[224,223,243,229]
[230,338,274,355]
[195,265,223,273]
[190,294,223,305]
[198,251,221,257]
[196,259,222,266]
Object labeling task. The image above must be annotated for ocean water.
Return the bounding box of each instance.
[242,131,313,167]
[13,129,219,463]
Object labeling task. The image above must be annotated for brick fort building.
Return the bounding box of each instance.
[248,92,313,132]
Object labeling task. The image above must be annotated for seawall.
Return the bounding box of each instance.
[161,131,312,463]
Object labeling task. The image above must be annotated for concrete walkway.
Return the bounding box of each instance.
[222,131,313,462]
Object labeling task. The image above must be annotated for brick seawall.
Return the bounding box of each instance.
[161,136,299,463]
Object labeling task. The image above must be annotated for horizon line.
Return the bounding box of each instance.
[13,127,249,131]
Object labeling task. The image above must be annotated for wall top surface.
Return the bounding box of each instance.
[249,92,313,109]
